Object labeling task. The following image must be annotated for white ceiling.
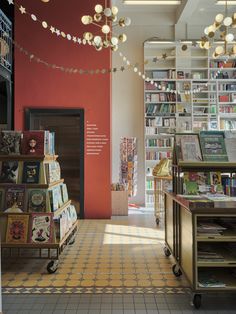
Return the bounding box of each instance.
[112,0,236,25]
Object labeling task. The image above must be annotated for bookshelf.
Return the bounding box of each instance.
[144,41,236,207]
[0,131,78,274]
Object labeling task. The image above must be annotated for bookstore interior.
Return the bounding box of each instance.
[2,0,236,312]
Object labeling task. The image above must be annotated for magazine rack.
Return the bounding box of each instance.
[0,154,78,274]
[164,154,236,309]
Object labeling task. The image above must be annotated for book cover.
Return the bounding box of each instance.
[4,185,26,213]
[180,134,202,162]
[209,172,224,194]
[28,189,47,212]
[183,172,209,195]
[49,187,60,211]
[60,183,68,203]
[6,214,29,244]
[199,131,228,162]
[30,213,53,243]
[22,161,40,184]
[0,161,19,183]
[21,131,45,155]
[0,131,22,155]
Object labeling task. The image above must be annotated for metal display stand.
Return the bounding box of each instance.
[154,175,172,225]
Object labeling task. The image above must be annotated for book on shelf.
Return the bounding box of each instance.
[199,131,228,162]
[22,161,40,184]
[6,214,29,244]
[209,171,224,194]
[21,131,46,155]
[180,134,203,162]
[4,185,26,213]
[45,161,61,184]
[0,160,19,184]
[0,187,4,209]
[30,213,53,243]
[60,183,69,203]
[28,189,48,212]
[183,172,210,195]
[197,220,227,236]
[0,131,22,155]
[176,194,214,209]
[198,274,226,288]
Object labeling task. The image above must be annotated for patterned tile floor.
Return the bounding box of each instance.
[2,210,188,293]
[2,210,236,312]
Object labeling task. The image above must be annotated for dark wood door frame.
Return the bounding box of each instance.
[24,108,84,219]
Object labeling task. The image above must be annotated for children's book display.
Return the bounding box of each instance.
[0,130,77,274]
[173,131,236,208]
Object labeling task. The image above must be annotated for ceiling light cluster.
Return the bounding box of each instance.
[81,3,131,51]
[200,0,236,58]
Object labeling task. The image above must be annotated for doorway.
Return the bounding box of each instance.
[24,108,84,218]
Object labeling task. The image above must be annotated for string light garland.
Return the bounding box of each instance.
[7,0,83,45]
[4,1,212,93]
[81,2,131,51]
[199,0,236,59]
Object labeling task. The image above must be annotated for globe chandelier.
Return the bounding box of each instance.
[199,0,236,59]
[81,2,131,51]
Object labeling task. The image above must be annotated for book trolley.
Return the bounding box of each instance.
[0,131,78,274]
[164,159,236,309]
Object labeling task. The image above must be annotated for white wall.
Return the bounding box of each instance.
[111,4,215,205]
[112,21,174,205]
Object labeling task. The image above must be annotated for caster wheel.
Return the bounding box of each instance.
[156,217,160,225]
[163,247,171,257]
[47,260,58,274]
[193,294,201,309]
[172,264,182,277]
[69,237,75,245]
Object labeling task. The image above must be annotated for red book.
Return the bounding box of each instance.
[21,131,45,155]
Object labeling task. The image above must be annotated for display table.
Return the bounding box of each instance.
[154,175,172,224]
[164,191,236,309]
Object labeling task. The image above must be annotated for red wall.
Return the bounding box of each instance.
[14,0,111,218]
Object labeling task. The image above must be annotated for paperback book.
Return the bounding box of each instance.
[60,183,68,204]
[22,161,40,184]
[0,131,22,155]
[21,131,46,155]
[180,134,202,162]
[28,189,47,212]
[30,213,53,243]
[199,131,228,162]
[4,185,26,213]
[0,161,19,183]
[6,214,29,244]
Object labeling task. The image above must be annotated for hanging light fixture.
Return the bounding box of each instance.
[199,0,236,58]
[81,2,131,51]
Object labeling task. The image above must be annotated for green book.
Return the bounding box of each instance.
[199,131,228,162]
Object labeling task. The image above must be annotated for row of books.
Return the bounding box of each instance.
[219,105,236,113]
[219,94,236,103]
[0,130,55,156]
[218,83,236,91]
[0,183,68,213]
[145,194,155,203]
[209,61,236,69]
[145,138,174,148]
[2,205,77,244]
[220,119,236,130]
[146,180,154,190]
[111,183,127,191]
[146,151,172,161]
[0,160,61,185]
[146,103,176,115]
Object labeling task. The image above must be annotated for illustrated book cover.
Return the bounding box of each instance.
[28,189,47,212]
[30,213,53,243]
[6,214,29,244]
[22,161,40,184]
[199,131,228,162]
[21,131,45,155]
[0,187,5,211]
[60,183,68,204]
[183,172,210,195]
[4,185,26,213]
[0,161,19,183]
[0,131,22,155]
[180,134,202,162]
